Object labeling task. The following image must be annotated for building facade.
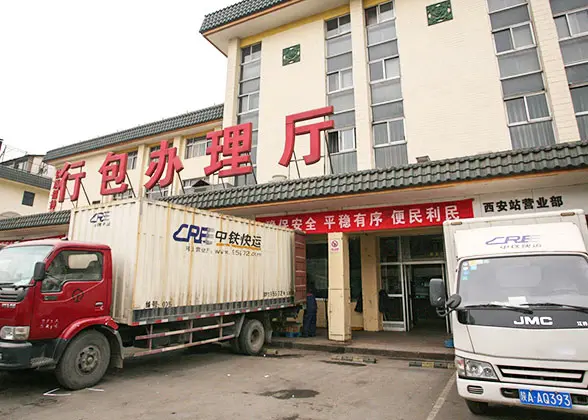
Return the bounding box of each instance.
[1,0,588,341]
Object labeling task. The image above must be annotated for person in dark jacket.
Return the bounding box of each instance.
[302,283,317,337]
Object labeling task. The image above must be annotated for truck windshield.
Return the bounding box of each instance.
[0,246,53,287]
[458,255,588,308]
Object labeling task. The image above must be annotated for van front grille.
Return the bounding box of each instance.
[498,365,584,384]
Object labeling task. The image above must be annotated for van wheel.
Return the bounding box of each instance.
[55,330,111,390]
[238,319,265,356]
[466,400,489,415]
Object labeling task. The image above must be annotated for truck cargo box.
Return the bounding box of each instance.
[68,199,306,325]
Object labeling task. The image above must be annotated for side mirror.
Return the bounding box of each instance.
[32,262,46,282]
[429,278,446,308]
[446,294,462,310]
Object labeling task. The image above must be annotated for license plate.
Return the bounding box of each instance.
[519,389,572,409]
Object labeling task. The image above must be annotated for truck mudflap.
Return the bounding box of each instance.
[457,378,588,412]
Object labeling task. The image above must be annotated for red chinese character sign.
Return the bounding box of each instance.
[145,141,184,190]
[99,152,128,195]
[49,161,87,211]
[256,200,474,234]
[204,123,253,178]
[279,106,334,166]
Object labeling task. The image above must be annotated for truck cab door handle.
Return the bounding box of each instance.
[95,302,104,310]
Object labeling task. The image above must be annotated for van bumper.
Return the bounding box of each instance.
[457,377,588,413]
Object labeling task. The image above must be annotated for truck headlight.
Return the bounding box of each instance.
[0,326,30,341]
[455,356,497,380]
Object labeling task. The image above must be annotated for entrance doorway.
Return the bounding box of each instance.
[379,234,449,333]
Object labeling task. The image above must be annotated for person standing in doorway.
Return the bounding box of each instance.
[302,283,317,337]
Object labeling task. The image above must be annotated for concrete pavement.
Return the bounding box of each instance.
[0,347,586,420]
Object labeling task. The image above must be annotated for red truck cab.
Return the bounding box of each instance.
[0,239,122,388]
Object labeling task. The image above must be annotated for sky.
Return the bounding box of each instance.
[0,0,236,157]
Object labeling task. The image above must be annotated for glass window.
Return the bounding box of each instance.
[526,93,549,119]
[327,52,353,72]
[555,16,571,39]
[494,29,514,53]
[566,62,588,85]
[501,72,544,97]
[375,143,408,168]
[385,57,400,78]
[498,48,540,78]
[339,15,351,33]
[249,92,260,110]
[490,5,530,30]
[327,33,352,57]
[388,119,405,142]
[341,68,353,88]
[241,61,261,81]
[328,73,339,92]
[512,24,534,48]
[127,151,138,170]
[368,40,398,61]
[341,129,355,150]
[365,6,378,26]
[380,237,400,263]
[22,191,35,207]
[457,255,588,307]
[572,85,588,113]
[240,78,260,94]
[381,265,402,294]
[330,150,357,174]
[407,235,445,260]
[506,97,527,123]
[43,251,103,292]
[374,122,389,145]
[330,111,356,128]
[577,114,588,139]
[237,112,259,128]
[550,0,588,15]
[569,10,588,36]
[349,238,362,301]
[367,20,396,45]
[0,245,53,288]
[379,2,395,21]
[328,89,355,112]
[561,36,588,66]
[487,0,526,13]
[326,18,339,38]
[372,101,404,122]
[509,120,555,149]
[371,78,402,104]
[370,61,385,81]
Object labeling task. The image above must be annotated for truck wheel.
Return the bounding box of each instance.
[465,400,489,415]
[238,319,265,356]
[55,330,111,390]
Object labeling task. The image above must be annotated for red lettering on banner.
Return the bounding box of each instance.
[256,200,474,234]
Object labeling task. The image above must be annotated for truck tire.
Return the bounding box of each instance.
[55,330,111,390]
[238,319,265,356]
[465,400,489,415]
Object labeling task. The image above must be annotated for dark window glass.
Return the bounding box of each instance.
[22,191,35,207]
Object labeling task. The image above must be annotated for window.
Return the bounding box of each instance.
[325,14,356,174]
[366,1,407,167]
[113,189,134,201]
[145,185,170,200]
[572,86,588,139]
[555,9,588,39]
[185,137,210,159]
[22,191,35,207]
[127,151,137,170]
[43,251,103,292]
[488,0,555,148]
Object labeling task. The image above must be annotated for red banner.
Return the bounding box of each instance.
[256,199,474,234]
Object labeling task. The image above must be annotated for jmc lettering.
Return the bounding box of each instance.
[514,316,553,326]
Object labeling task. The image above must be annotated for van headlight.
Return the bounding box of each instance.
[0,326,30,341]
[455,356,497,380]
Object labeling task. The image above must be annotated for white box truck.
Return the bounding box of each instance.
[0,199,306,390]
[430,209,588,415]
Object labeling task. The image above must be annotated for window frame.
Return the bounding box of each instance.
[184,137,211,159]
[22,191,35,207]
[126,151,138,170]
[327,128,357,155]
[42,250,104,293]
[373,118,406,147]
[327,67,354,94]
[365,1,395,27]
[493,21,536,55]
[504,92,552,126]
[325,14,351,40]
[554,7,588,40]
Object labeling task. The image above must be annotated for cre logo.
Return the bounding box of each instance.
[514,316,553,326]
[173,224,214,245]
[90,211,111,225]
[486,235,539,246]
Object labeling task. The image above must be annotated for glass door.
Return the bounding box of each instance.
[381,265,406,331]
[403,264,448,333]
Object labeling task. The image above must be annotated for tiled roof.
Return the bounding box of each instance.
[44,104,224,162]
[2,141,587,232]
[0,210,70,231]
[200,0,292,33]
[0,165,52,190]
[165,141,588,209]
